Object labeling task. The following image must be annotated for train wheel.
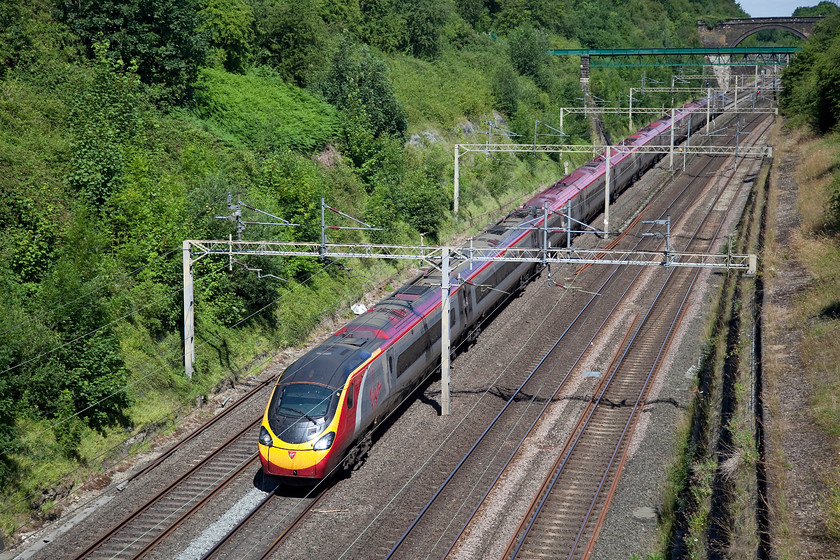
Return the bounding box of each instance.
[467,323,481,344]
[343,433,372,473]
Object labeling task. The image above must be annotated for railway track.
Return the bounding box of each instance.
[497,113,774,560]
[67,102,771,560]
[70,380,275,560]
[366,111,773,560]
[197,486,326,560]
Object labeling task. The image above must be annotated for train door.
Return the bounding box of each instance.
[461,284,473,325]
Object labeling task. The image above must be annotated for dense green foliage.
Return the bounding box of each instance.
[55,0,208,103]
[794,1,840,17]
[1,0,763,542]
[780,6,840,230]
[194,67,341,151]
[781,11,840,134]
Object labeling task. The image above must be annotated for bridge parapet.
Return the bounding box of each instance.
[698,16,821,47]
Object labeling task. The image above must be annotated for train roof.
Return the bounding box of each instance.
[280,340,377,389]
[279,96,710,389]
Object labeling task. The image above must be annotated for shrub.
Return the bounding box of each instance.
[492,63,520,115]
[314,35,408,138]
[198,0,255,72]
[193,67,340,153]
[252,0,328,86]
[68,40,143,209]
[55,0,207,104]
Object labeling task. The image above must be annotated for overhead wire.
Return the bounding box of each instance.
[0,263,348,516]
[0,259,228,378]
[0,261,349,464]
[335,278,575,559]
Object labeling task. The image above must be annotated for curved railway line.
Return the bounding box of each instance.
[43,99,771,560]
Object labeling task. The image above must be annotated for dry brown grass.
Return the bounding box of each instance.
[762,122,809,560]
[792,134,840,443]
[770,122,840,553]
[797,134,837,234]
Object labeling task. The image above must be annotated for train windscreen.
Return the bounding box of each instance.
[276,383,334,419]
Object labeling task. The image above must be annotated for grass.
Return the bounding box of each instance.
[791,130,840,538]
[658,126,772,559]
[388,45,499,130]
[761,121,840,557]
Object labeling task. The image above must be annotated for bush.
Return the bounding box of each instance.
[252,0,328,86]
[399,0,450,60]
[492,63,520,115]
[828,174,840,233]
[198,0,255,72]
[55,0,207,104]
[781,12,840,133]
[314,35,407,138]
[193,67,340,153]
[359,0,407,53]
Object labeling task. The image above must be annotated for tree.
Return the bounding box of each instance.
[456,0,490,30]
[199,0,255,72]
[508,23,554,92]
[494,0,531,34]
[314,35,407,138]
[55,0,207,103]
[68,39,142,208]
[358,0,407,53]
[492,63,520,115]
[781,11,840,133]
[253,0,328,86]
[399,0,449,59]
[793,2,840,17]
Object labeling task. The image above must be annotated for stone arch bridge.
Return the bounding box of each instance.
[698,17,822,48]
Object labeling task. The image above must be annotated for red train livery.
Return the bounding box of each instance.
[259,96,715,481]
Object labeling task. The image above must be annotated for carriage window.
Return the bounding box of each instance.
[346,384,354,409]
[397,331,428,377]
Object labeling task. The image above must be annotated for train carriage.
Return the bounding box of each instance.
[258,96,717,481]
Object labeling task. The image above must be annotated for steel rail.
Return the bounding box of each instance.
[131,454,261,559]
[444,124,736,559]
[126,378,273,484]
[502,111,772,560]
[72,418,261,559]
[437,107,771,560]
[385,103,742,559]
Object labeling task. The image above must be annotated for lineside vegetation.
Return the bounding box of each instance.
[0,0,751,543]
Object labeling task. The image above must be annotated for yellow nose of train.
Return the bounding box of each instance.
[258,422,333,478]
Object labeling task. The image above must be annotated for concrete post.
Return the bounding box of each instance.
[604,145,611,234]
[440,247,451,416]
[706,87,711,129]
[669,109,675,170]
[453,146,459,216]
[183,241,194,380]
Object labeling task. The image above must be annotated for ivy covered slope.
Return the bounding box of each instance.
[0,0,746,537]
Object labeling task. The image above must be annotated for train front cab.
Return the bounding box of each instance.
[258,380,345,480]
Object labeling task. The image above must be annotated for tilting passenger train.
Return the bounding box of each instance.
[258,96,717,481]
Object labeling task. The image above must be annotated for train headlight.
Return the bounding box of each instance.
[313,432,335,451]
[259,426,273,447]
